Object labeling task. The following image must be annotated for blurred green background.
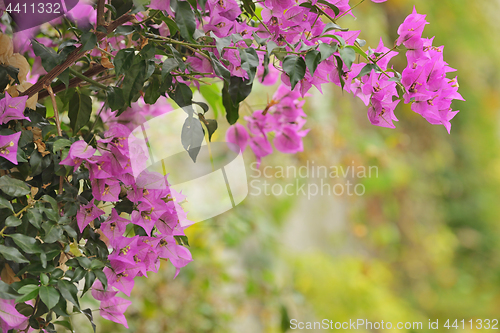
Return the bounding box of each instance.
[74,0,500,332]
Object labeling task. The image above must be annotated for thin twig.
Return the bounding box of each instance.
[46,85,64,194]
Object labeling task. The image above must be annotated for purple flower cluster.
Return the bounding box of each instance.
[398,7,464,133]
[226,84,309,165]
[60,123,192,327]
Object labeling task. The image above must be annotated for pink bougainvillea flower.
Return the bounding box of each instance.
[76,200,105,232]
[0,132,21,165]
[0,298,28,331]
[60,140,96,168]
[99,297,132,328]
[273,127,309,154]
[396,7,429,46]
[0,93,29,124]
[226,123,249,153]
[91,279,118,301]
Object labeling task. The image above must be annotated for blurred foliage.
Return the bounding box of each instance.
[72,0,500,332]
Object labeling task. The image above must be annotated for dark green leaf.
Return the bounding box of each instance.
[68,91,92,133]
[0,197,13,212]
[282,55,306,90]
[107,87,126,111]
[239,48,259,84]
[176,1,196,42]
[356,63,380,79]
[0,244,29,263]
[161,58,179,79]
[121,60,147,106]
[305,50,321,75]
[5,215,21,227]
[39,286,60,309]
[16,285,39,303]
[32,40,59,72]
[80,31,97,52]
[209,53,230,83]
[317,0,340,16]
[26,208,42,229]
[172,83,194,113]
[205,119,218,142]
[113,48,136,75]
[10,234,41,254]
[319,43,337,61]
[42,222,63,243]
[0,175,30,197]
[57,280,80,309]
[52,138,72,152]
[339,46,356,70]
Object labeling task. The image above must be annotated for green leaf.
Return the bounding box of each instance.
[0,197,13,212]
[41,194,58,211]
[239,48,259,84]
[205,119,218,142]
[39,286,60,309]
[176,1,196,42]
[26,208,42,229]
[211,33,231,55]
[0,175,30,197]
[10,234,41,254]
[345,44,369,60]
[267,41,279,57]
[0,244,29,263]
[15,285,39,303]
[172,83,194,112]
[107,87,126,111]
[144,76,162,104]
[94,269,108,290]
[161,58,179,79]
[181,116,204,162]
[305,50,321,75]
[57,280,80,309]
[209,53,230,83]
[54,320,74,331]
[282,55,306,90]
[356,63,381,79]
[222,82,239,125]
[52,138,72,152]
[121,60,147,106]
[113,48,136,75]
[68,91,92,133]
[43,221,64,243]
[31,40,59,72]
[5,215,21,227]
[319,43,337,61]
[321,34,346,46]
[339,46,356,70]
[317,0,340,16]
[80,31,97,52]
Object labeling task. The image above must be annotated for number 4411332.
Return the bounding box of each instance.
[5,2,61,14]
[444,319,498,330]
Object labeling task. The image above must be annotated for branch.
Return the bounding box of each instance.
[96,0,106,28]
[37,65,108,99]
[20,13,134,99]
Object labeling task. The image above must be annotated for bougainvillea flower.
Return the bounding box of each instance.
[99,297,132,328]
[0,131,21,165]
[274,127,309,154]
[91,280,118,301]
[0,298,28,331]
[0,93,29,124]
[226,123,249,153]
[60,140,96,168]
[396,7,429,46]
[76,200,105,232]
